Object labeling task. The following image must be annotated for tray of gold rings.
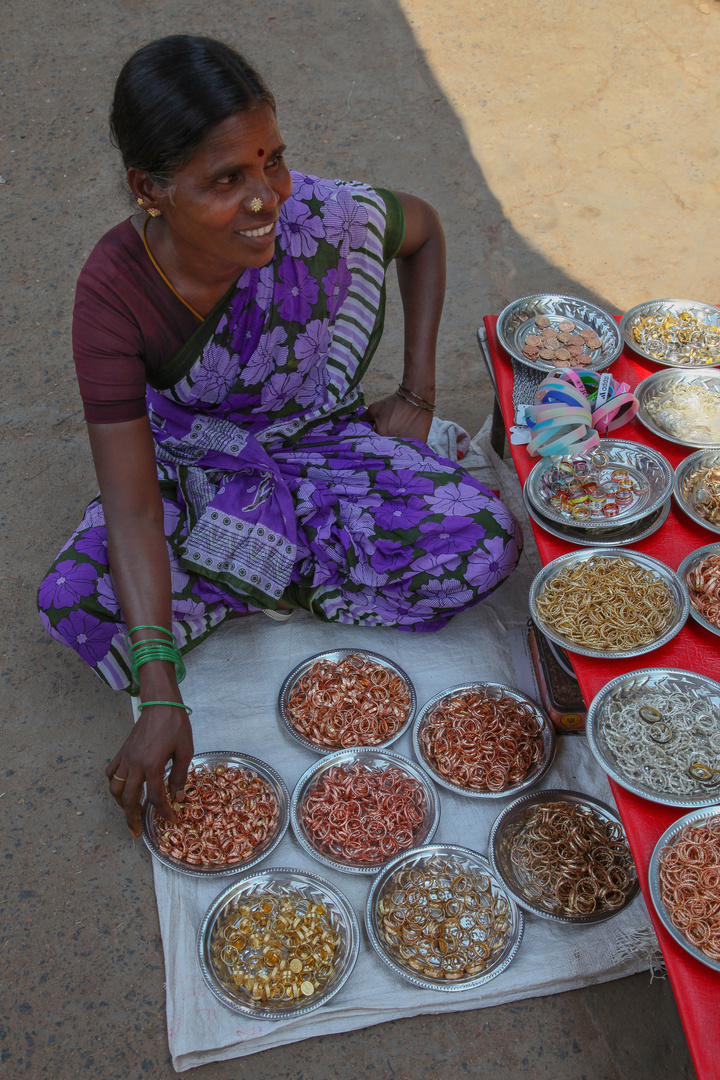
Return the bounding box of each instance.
[620,299,720,368]
[528,548,688,659]
[365,844,524,991]
[673,450,720,535]
[197,867,360,1019]
[489,789,639,924]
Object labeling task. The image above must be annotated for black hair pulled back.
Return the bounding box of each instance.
[110,35,275,186]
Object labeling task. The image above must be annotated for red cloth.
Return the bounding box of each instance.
[484,315,720,1080]
[72,219,200,424]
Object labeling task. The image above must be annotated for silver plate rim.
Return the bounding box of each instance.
[677,542,720,639]
[489,788,640,924]
[524,439,673,530]
[411,682,556,799]
[523,488,671,548]
[278,648,417,756]
[635,369,720,450]
[141,750,290,879]
[585,666,720,808]
[673,450,720,536]
[648,807,720,973]
[620,299,720,369]
[496,293,622,374]
[197,865,361,1019]
[528,547,689,659]
[365,843,524,991]
[290,747,440,875]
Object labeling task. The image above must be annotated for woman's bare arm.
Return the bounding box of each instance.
[364,191,446,442]
[88,416,193,835]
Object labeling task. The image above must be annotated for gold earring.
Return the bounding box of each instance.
[136,197,144,206]
[147,207,162,217]
[250,197,263,213]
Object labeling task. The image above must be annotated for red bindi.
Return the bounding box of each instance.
[257,148,265,158]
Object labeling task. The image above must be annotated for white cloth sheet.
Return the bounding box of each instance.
[143,419,657,1072]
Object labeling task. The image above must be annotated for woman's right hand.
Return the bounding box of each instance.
[106,702,194,837]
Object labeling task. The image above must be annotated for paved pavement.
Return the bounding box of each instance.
[3,0,714,1075]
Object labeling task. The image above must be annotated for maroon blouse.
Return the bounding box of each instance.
[72,218,201,424]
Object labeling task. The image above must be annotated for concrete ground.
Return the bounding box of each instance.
[1,0,715,1075]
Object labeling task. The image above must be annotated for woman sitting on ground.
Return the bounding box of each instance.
[38,35,523,836]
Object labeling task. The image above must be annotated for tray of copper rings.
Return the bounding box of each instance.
[412,683,556,799]
[278,649,417,755]
[142,751,290,878]
[489,789,639,924]
[291,747,440,875]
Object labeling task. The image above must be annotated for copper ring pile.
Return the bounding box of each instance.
[377,857,511,980]
[509,801,636,916]
[659,818,720,962]
[420,690,544,792]
[286,654,411,748]
[686,553,720,629]
[157,763,279,867]
[301,763,426,863]
[210,891,341,1004]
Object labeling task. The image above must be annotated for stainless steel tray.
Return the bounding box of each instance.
[673,450,720,535]
[497,294,622,374]
[290,748,440,875]
[365,844,524,991]
[412,683,556,799]
[677,542,720,639]
[528,548,688,658]
[141,751,289,879]
[489,789,639,924]
[278,649,417,756]
[620,299,720,368]
[586,668,720,807]
[522,488,671,548]
[649,808,720,973]
[635,369,720,449]
[524,440,673,529]
[198,867,360,1019]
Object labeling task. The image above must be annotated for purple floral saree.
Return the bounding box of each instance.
[39,174,523,691]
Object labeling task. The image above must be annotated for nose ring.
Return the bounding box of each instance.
[250,197,263,213]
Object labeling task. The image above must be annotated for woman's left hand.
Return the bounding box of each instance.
[364,392,433,442]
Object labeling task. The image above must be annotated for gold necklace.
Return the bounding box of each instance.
[141,216,203,321]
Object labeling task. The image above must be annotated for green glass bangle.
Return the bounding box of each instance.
[129,642,186,684]
[127,624,174,639]
[137,699,192,715]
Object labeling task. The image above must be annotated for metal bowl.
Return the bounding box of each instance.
[198,867,360,1019]
[649,808,720,973]
[677,542,720,639]
[497,293,622,374]
[290,748,440,875]
[278,649,417,755]
[586,668,720,807]
[365,843,524,991]
[489,789,640,924]
[523,488,671,548]
[620,299,720,368]
[673,450,720,535]
[412,683,556,799]
[528,548,689,659]
[142,751,290,879]
[524,440,673,530]
[635,369,720,449]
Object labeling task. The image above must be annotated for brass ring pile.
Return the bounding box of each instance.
[210,890,341,1006]
[377,857,512,981]
[509,801,636,917]
[535,555,675,651]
